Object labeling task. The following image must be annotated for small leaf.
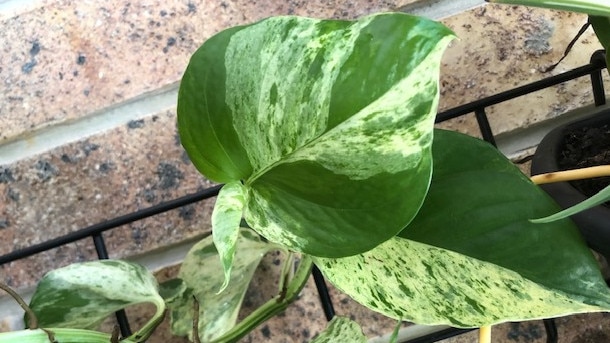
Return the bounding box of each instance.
[212,181,246,293]
[310,317,367,343]
[532,184,610,223]
[179,13,455,258]
[488,0,610,17]
[168,228,277,342]
[28,260,164,330]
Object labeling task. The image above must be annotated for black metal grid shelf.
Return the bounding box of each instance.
[0,51,607,343]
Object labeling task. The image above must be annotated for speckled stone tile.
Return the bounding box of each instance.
[0,109,216,289]
[0,0,418,143]
[437,5,604,138]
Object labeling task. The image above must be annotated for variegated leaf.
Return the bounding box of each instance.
[212,181,246,292]
[316,130,610,327]
[310,317,367,343]
[488,0,610,17]
[167,228,277,342]
[315,236,610,327]
[178,13,455,257]
[28,260,164,329]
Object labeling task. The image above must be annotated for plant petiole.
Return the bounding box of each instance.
[193,295,201,343]
[0,282,38,329]
[210,255,313,343]
[278,252,295,300]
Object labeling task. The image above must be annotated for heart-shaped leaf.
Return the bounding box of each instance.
[167,228,277,342]
[315,130,610,327]
[178,13,454,258]
[28,260,165,331]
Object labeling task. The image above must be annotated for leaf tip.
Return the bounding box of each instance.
[216,270,231,295]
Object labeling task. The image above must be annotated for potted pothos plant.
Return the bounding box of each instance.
[490,0,610,261]
[3,2,610,343]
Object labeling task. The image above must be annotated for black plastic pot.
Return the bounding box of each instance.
[531,108,610,260]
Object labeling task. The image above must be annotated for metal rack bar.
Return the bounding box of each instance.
[590,50,607,106]
[312,265,335,321]
[543,319,558,343]
[93,233,133,337]
[0,184,222,264]
[474,108,496,146]
[435,57,606,123]
[403,328,474,343]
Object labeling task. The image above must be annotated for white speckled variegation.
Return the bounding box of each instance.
[185,13,455,258]
[315,237,610,327]
[224,16,372,175]
[28,260,165,329]
[244,188,310,249]
[285,36,453,180]
[310,317,367,343]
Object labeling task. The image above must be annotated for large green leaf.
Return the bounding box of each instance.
[28,260,165,336]
[178,13,454,257]
[310,317,367,343]
[488,0,610,17]
[167,228,276,342]
[316,130,610,327]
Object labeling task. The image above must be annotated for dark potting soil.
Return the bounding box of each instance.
[557,122,610,208]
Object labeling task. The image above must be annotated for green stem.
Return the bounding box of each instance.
[389,320,401,343]
[193,296,202,343]
[210,255,314,343]
[126,306,166,342]
[277,252,295,297]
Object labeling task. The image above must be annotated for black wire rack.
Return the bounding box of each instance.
[0,51,607,343]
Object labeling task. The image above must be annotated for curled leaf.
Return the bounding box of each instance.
[212,181,246,293]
